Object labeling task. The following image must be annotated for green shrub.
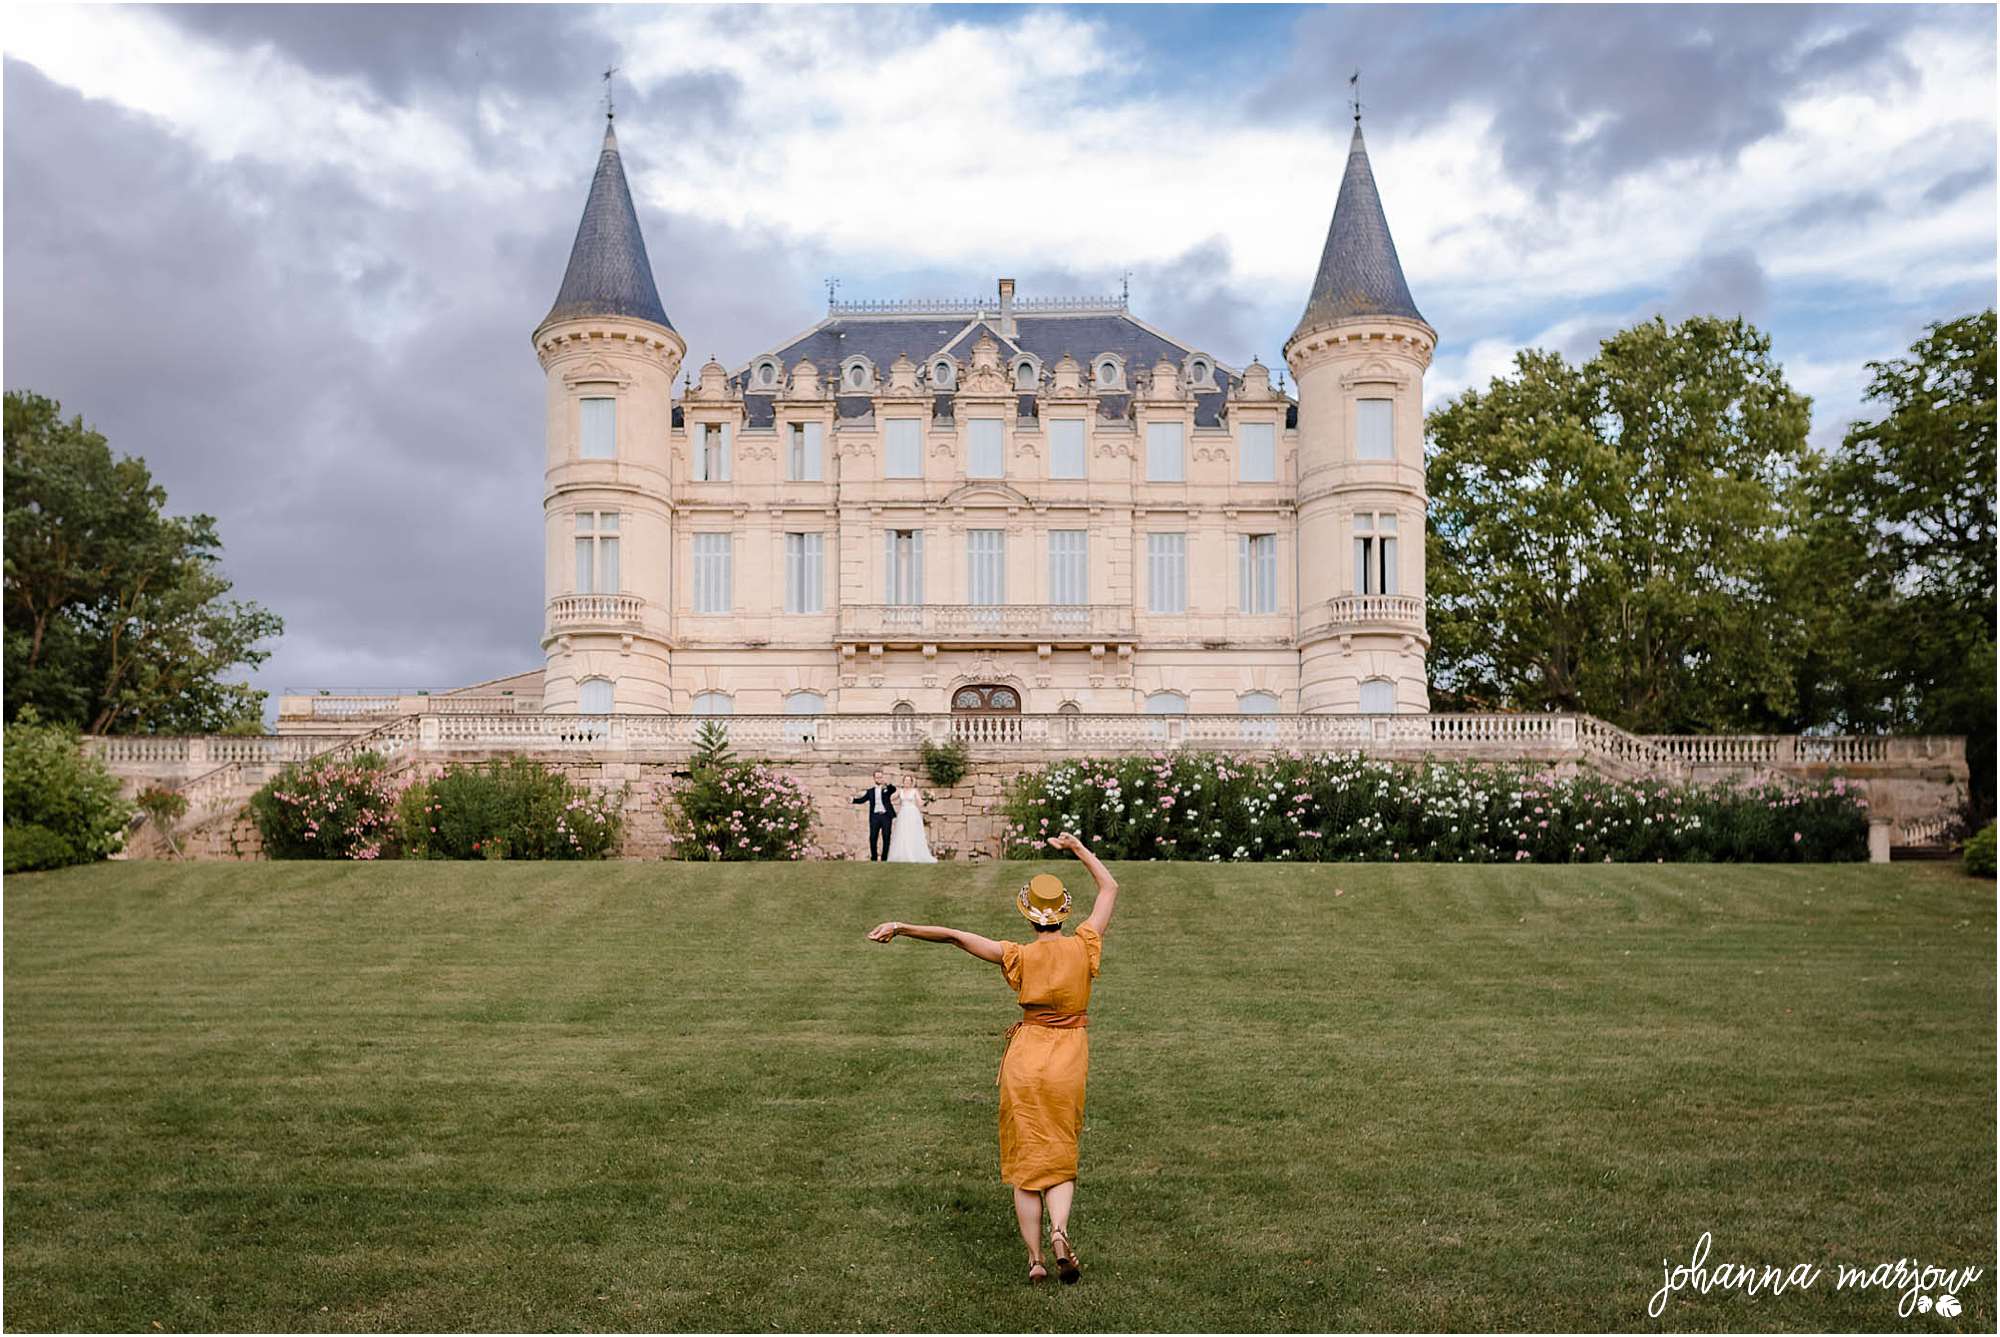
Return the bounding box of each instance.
[249,752,409,860]
[396,758,621,860]
[1965,823,1996,879]
[1002,753,1872,863]
[2,711,132,869]
[4,823,79,873]
[663,761,817,860]
[920,736,970,789]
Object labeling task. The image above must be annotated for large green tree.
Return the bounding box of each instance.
[1425,315,1814,733]
[1798,310,1996,814]
[4,391,282,734]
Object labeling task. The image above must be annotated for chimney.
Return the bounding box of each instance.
[997,278,1016,338]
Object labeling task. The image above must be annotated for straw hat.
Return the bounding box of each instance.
[1016,873,1072,926]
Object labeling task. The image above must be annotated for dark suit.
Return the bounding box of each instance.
[852,783,899,861]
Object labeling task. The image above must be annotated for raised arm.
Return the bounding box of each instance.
[866,920,1006,964]
[1050,832,1119,936]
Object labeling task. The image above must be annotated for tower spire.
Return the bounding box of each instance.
[1290,117,1426,339]
[538,113,674,333]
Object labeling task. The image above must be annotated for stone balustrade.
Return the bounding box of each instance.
[1310,593,1428,632]
[547,593,646,631]
[838,604,1136,643]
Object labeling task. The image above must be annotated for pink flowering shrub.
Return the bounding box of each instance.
[663,760,817,861]
[249,752,413,861]
[396,758,621,860]
[1002,753,1871,863]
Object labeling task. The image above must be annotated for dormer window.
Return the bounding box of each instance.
[1015,359,1039,391]
[932,359,956,390]
[1185,355,1216,391]
[1094,356,1124,391]
[753,357,782,391]
[840,357,876,393]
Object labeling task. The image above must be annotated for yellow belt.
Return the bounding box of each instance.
[997,1010,1088,1085]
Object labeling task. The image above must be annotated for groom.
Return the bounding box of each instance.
[852,769,898,862]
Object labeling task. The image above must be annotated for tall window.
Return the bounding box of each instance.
[1356,398,1394,460]
[1147,533,1187,613]
[578,678,614,714]
[784,533,824,614]
[1239,421,1275,482]
[885,529,924,605]
[574,511,619,593]
[1145,691,1188,714]
[1049,419,1086,479]
[1354,513,1399,595]
[1239,533,1278,613]
[1146,421,1184,481]
[784,690,826,741]
[884,418,922,478]
[1359,679,1395,713]
[695,422,731,480]
[968,418,1004,478]
[579,397,615,460]
[967,529,1005,606]
[692,691,732,716]
[692,533,732,613]
[1239,690,1279,743]
[1049,530,1088,606]
[787,421,824,481]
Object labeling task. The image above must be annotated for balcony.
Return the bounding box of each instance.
[839,603,1134,645]
[1301,594,1426,639]
[548,593,645,632]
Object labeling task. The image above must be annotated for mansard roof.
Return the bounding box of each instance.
[1292,124,1425,337]
[540,121,674,333]
[735,301,1257,428]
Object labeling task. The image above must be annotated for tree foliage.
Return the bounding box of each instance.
[3,391,282,734]
[1426,316,1812,732]
[2,709,134,871]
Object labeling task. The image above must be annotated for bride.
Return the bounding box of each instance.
[886,783,937,863]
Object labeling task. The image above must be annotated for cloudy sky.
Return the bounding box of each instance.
[5,3,1994,711]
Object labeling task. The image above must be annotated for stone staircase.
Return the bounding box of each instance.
[119,716,422,859]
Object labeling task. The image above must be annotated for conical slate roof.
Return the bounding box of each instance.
[1292,124,1425,337]
[539,121,674,332]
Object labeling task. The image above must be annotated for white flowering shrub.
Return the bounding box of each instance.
[1002,753,1870,863]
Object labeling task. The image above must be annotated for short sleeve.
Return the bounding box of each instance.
[1000,941,1024,992]
[1074,922,1103,979]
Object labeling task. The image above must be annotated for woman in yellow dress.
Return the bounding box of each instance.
[867,831,1119,1284]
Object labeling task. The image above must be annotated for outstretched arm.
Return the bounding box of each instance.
[866,921,1006,964]
[1050,832,1119,936]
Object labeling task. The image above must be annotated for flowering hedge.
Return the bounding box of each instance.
[249,752,410,860]
[663,761,818,860]
[1001,753,1871,863]
[397,758,621,860]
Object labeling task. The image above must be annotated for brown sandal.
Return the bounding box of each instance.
[1051,1229,1081,1284]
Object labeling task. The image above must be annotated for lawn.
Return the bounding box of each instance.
[4,860,1993,1332]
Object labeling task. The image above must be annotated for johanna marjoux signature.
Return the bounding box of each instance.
[1649,1232,1985,1319]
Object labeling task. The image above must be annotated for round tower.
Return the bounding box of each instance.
[534,118,685,715]
[1284,121,1435,714]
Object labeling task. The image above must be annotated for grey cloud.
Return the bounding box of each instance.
[1662,247,1770,323]
[1257,4,1957,194]
[1780,190,1886,230]
[1922,167,1991,207]
[2,59,818,703]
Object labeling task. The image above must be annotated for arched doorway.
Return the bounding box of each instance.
[951,683,1022,743]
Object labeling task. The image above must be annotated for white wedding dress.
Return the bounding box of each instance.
[886,787,937,863]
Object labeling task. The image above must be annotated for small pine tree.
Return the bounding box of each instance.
[691,719,735,773]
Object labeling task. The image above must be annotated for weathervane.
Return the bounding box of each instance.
[1120,269,1132,309]
[1349,69,1362,125]
[603,64,619,122]
[825,276,842,308]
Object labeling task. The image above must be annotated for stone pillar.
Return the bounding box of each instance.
[1868,818,1892,864]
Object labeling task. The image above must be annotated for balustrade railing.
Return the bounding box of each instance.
[1312,594,1428,631]
[839,604,1135,641]
[548,593,645,629]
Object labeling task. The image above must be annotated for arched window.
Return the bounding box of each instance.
[692,691,733,716]
[933,360,955,389]
[578,678,615,714]
[1238,690,1279,745]
[950,683,1022,743]
[1359,679,1395,714]
[1097,359,1120,389]
[785,690,826,743]
[755,358,781,390]
[1145,691,1188,714]
[891,700,917,742]
[1015,361,1037,390]
[1189,358,1211,386]
[848,364,867,389]
[1057,699,1081,740]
